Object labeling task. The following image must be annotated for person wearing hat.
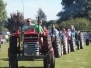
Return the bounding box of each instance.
[22,18,35,31]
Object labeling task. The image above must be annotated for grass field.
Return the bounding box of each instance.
[0,42,91,68]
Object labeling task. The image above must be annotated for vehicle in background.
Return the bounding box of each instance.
[1,37,6,44]
[0,32,7,44]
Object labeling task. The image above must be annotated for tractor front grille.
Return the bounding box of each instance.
[24,34,38,41]
[23,42,39,56]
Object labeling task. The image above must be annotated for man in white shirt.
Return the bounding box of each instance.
[49,25,59,36]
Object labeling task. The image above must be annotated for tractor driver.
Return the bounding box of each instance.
[22,18,35,31]
[34,19,45,50]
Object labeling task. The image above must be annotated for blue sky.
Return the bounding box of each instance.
[4,0,62,21]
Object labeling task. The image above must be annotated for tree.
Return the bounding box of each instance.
[47,20,58,29]
[61,0,75,7]
[59,18,90,30]
[57,0,91,21]
[32,20,37,24]
[5,11,25,33]
[0,0,7,22]
[36,8,47,21]
[0,0,7,32]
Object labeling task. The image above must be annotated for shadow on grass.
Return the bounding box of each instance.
[19,66,43,68]
[0,58,9,61]
[0,58,43,61]
[0,66,43,68]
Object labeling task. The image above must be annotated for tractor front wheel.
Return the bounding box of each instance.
[44,52,55,68]
[9,54,18,68]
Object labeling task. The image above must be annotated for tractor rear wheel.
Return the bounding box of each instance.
[54,43,61,58]
[86,39,89,46]
[80,33,84,49]
[76,40,80,50]
[53,36,61,58]
[61,44,63,56]
[70,37,75,52]
[62,36,68,54]
[68,42,70,53]
[9,54,18,68]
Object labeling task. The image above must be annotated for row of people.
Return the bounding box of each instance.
[60,25,75,41]
[22,18,58,36]
[21,18,75,39]
[22,18,43,33]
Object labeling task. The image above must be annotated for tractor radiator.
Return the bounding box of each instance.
[23,42,39,56]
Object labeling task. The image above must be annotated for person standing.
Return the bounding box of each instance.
[5,34,9,42]
[49,25,59,36]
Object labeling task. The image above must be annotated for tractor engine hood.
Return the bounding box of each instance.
[12,29,38,37]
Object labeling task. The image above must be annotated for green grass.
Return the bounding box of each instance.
[0,43,91,68]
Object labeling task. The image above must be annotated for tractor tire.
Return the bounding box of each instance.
[44,52,55,68]
[9,54,18,68]
[62,35,68,54]
[61,44,64,56]
[9,36,17,54]
[70,36,75,52]
[53,36,61,58]
[67,41,70,53]
[9,36,18,68]
[59,38,64,56]
[46,35,52,50]
[54,43,61,58]
[76,40,80,50]
[60,40,63,56]
[79,33,84,49]
[86,39,89,46]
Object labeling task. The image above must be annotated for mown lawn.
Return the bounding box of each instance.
[0,42,91,68]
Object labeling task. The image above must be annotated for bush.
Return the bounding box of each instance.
[59,18,91,30]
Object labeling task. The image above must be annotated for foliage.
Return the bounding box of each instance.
[0,0,7,32]
[47,20,58,29]
[0,0,7,22]
[36,8,47,21]
[5,11,25,33]
[57,0,91,21]
[32,20,37,24]
[59,18,91,30]
[0,26,6,32]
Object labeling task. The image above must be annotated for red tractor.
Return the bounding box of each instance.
[8,29,55,68]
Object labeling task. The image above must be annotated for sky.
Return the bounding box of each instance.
[4,0,62,21]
